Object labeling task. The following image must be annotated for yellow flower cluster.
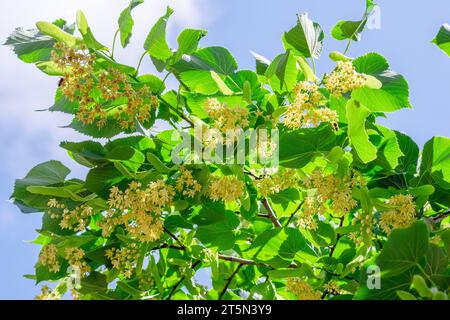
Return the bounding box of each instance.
[207,175,245,202]
[105,244,139,279]
[100,180,175,242]
[324,61,366,97]
[255,169,298,197]
[298,197,319,230]
[38,244,60,273]
[34,285,57,300]
[65,247,90,276]
[380,194,416,234]
[205,98,250,132]
[323,281,342,295]
[175,166,202,198]
[48,198,94,232]
[286,278,321,300]
[350,210,375,247]
[298,171,363,230]
[52,42,159,129]
[283,82,338,129]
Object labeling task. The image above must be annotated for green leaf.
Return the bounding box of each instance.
[60,140,107,167]
[68,118,123,139]
[173,28,207,63]
[118,0,144,48]
[85,165,125,198]
[106,146,145,172]
[372,124,404,170]
[432,24,450,56]
[283,13,324,59]
[395,131,419,177]
[147,152,171,173]
[11,161,71,213]
[246,228,315,267]
[26,185,94,202]
[4,20,73,63]
[179,70,219,95]
[250,50,271,76]
[355,221,429,300]
[352,53,411,112]
[171,46,238,76]
[149,255,164,293]
[265,51,298,92]
[331,0,377,41]
[419,136,450,190]
[412,275,432,298]
[210,71,234,95]
[346,99,377,164]
[279,124,337,168]
[196,211,239,250]
[144,6,174,61]
[296,55,317,81]
[396,290,417,300]
[35,21,83,48]
[76,10,107,50]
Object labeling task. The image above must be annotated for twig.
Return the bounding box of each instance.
[218,254,259,266]
[329,217,344,257]
[285,201,304,226]
[219,263,243,300]
[262,198,282,227]
[427,209,450,224]
[244,170,262,180]
[167,260,201,300]
[163,227,186,250]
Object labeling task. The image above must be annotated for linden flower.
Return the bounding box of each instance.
[351,211,375,247]
[175,166,202,198]
[34,285,57,300]
[323,281,343,295]
[380,194,416,234]
[286,278,321,300]
[65,247,90,276]
[38,244,60,273]
[304,170,359,217]
[100,180,175,242]
[207,175,245,202]
[298,171,363,230]
[51,42,159,129]
[283,81,338,129]
[324,61,366,97]
[297,196,319,231]
[255,169,298,197]
[205,98,250,133]
[105,244,139,279]
[54,204,94,232]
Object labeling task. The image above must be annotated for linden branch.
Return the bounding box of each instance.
[262,198,282,227]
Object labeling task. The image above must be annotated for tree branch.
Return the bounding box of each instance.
[218,263,243,300]
[167,260,201,300]
[285,201,304,226]
[163,227,186,250]
[262,198,282,227]
[427,209,450,224]
[218,254,259,266]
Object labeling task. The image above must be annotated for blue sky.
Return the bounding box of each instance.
[0,0,449,299]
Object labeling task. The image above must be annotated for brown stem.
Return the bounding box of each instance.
[218,254,260,266]
[218,263,243,300]
[329,217,344,258]
[163,227,186,250]
[167,260,201,300]
[427,209,450,224]
[262,198,282,228]
[285,201,304,227]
